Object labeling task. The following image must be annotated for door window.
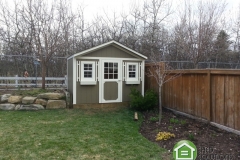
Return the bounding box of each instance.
[104,62,118,79]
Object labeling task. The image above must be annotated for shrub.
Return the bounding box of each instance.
[129,88,157,111]
[143,89,158,110]
[129,88,144,110]
[155,131,175,141]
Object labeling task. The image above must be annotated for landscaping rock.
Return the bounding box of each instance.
[35,98,47,106]
[15,104,44,110]
[37,93,65,100]
[1,94,11,103]
[8,96,23,104]
[0,104,15,110]
[22,96,37,104]
[46,100,66,109]
[63,90,71,108]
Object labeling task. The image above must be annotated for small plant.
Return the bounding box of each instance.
[156,131,175,141]
[211,133,217,137]
[168,126,173,130]
[154,128,160,133]
[174,119,179,124]
[170,118,175,123]
[150,116,158,122]
[180,120,186,125]
[188,133,195,141]
[170,118,179,124]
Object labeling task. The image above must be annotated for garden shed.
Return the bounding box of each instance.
[67,41,147,107]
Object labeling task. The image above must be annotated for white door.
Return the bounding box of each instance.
[99,59,122,103]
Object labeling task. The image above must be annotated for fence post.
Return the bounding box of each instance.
[65,75,67,88]
[15,75,18,88]
[206,69,211,121]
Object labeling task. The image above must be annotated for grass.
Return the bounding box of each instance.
[0,108,166,160]
[13,88,48,96]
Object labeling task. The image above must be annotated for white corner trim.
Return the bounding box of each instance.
[142,60,145,96]
[73,58,77,104]
[99,59,102,103]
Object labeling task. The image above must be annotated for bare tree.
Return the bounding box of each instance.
[142,0,177,124]
[231,4,240,67]
[0,0,75,87]
[172,0,227,68]
[147,54,182,123]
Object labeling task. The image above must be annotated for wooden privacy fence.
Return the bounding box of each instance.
[145,68,240,131]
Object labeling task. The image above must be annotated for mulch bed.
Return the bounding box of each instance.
[140,108,240,159]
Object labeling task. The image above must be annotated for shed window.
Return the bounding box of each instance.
[128,65,136,78]
[126,62,140,84]
[80,61,96,85]
[84,64,93,78]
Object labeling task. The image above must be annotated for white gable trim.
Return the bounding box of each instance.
[67,41,147,60]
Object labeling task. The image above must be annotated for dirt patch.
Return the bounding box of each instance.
[140,108,240,159]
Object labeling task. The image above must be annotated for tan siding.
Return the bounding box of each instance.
[78,45,136,58]
[76,82,99,104]
[122,82,142,102]
[104,82,118,100]
[67,58,73,96]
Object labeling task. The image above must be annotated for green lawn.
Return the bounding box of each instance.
[0,108,166,160]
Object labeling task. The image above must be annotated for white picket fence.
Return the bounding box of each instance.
[0,75,67,88]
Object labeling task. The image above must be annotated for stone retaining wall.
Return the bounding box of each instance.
[0,91,70,111]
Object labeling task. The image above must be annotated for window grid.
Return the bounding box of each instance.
[104,62,118,79]
[83,64,93,78]
[128,65,136,78]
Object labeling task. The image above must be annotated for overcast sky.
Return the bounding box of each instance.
[72,0,240,21]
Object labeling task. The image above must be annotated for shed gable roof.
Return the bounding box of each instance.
[67,40,147,60]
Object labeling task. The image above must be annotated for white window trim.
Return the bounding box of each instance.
[125,62,140,84]
[80,61,97,85]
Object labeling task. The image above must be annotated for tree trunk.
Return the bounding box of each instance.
[41,61,46,89]
[158,85,162,124]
